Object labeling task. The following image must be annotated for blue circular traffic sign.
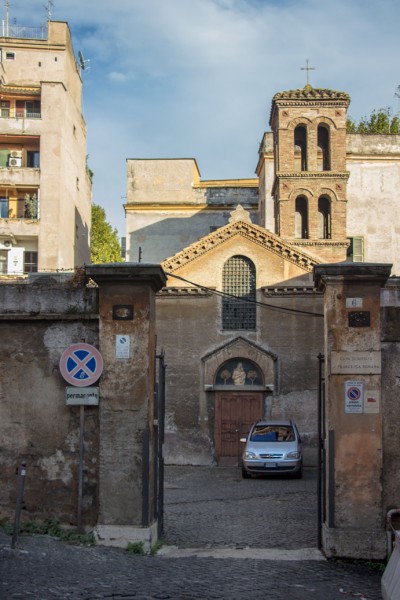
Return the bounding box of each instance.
[347,386,361,401]
[59,343,103,387]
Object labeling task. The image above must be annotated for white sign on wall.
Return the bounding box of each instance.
[364,390,380,414]
[65,386,99,406]
[346,298,363,308]
[344,381,364,414]
[116,335,131,359]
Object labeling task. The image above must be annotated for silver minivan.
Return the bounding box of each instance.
[241,420,303,478]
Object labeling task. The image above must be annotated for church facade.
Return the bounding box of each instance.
[124,86,400,466]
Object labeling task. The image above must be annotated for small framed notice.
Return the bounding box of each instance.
[116,335,131,359]
[344,381,363,414]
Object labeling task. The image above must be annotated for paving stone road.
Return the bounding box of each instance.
[0,466,383,599]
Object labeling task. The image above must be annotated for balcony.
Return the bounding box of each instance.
[0,165,40,186]
[0,106,41,119]
[1,24,48,40]
[0,193,39,220]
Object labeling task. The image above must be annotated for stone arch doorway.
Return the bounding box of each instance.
[202,337,277,465]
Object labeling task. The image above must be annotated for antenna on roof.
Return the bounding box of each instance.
[4,0,11,36]
[44,0,54,22]
[78,50,90,73]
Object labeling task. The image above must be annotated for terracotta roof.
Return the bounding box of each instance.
[273,86,350,102]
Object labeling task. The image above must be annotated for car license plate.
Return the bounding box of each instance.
[265,462,278,468]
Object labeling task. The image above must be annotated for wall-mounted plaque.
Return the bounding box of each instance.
[113,305,134,320]
[331,351,381,374]
[348,311,370,327]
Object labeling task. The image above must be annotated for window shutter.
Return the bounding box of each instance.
[353,237,364,262]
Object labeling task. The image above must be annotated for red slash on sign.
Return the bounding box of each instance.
[59,343,103,387]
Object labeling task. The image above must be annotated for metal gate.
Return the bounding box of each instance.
[317,352,325,549]
[154,350,166,537]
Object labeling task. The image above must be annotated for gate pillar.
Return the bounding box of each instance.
[314,263,391,559]
[86,264,166,550]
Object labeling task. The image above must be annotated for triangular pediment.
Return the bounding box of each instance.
[162,219,320,274]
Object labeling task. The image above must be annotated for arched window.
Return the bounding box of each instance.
[222,255,256,330]
[294,125,307,171]
[318,196,331,239]
[317,125,330,171]
[295,196,308,239]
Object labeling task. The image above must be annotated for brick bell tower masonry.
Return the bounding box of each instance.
[86,263,166,550]
[268,86,350,263]
[314,262,391,559]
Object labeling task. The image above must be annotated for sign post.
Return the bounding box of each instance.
[59,344,103,530]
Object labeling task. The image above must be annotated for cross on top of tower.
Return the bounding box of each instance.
[301,59,315,87]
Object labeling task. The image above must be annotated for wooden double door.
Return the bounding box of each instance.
[215,391,263,466]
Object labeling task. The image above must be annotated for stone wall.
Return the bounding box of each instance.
[0,275,99,525]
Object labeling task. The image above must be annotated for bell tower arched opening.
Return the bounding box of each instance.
[294,125,308,171]
[295,195,308,239]
[318,196,332,239]
[317,124,330,171]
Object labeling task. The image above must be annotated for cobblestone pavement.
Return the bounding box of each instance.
[163,465,318,548]
[0,466,383,599]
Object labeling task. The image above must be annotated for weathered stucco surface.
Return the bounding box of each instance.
[0,279,99,524]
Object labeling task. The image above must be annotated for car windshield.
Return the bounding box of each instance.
[250,425,294,442]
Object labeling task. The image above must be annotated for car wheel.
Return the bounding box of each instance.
[242,466,250,479]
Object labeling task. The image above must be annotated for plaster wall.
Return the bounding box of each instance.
[126,203,258,264]
[0,280,99,525]
[346,159,400,274]
[125,158,258,263]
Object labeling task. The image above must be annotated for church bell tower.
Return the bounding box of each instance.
[268,85,351,262]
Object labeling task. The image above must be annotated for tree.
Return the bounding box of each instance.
[90,204,122,263]
[347,109,400,134]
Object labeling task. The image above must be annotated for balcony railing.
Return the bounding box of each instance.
[1,24,48,40]
[0,109,41,119]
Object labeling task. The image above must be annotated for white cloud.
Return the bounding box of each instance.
[108,71,129,83]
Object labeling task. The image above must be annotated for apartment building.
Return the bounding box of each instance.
[0,20,91,275]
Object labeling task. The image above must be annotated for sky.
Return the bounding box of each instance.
[5,0,400,236]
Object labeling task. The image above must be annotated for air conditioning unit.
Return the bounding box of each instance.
[0,240,12,250]
[8,157,22,167]
[10,150,22,158]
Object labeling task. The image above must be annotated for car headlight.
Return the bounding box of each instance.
[286,451,300,459]
[244,451,257,459]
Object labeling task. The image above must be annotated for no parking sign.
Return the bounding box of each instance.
[59,343,103,387]
[344,381,364,414]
